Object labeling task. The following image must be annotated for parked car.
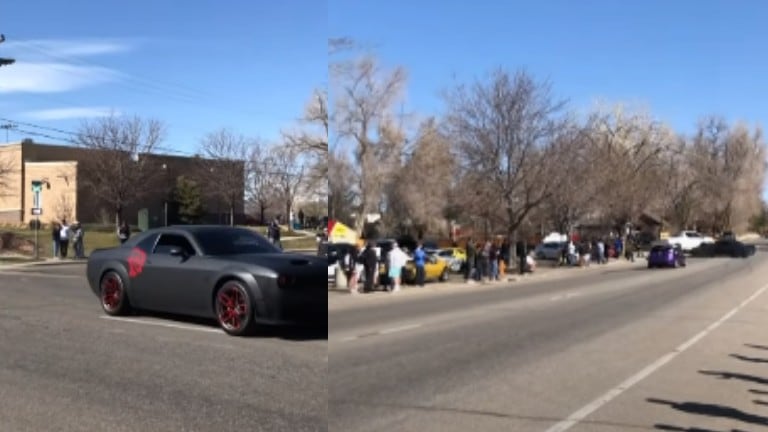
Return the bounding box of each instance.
[666,230,715,252]
[401,254,450,284]
[690,239,756,258]
[534,241,565,260]
[434,247,467,272]
[647,241,686,268]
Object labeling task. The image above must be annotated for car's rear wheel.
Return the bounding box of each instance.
[100,270,131,316]
[215,280,256,336]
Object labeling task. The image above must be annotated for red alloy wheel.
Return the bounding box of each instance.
[101,273,123,312]
[216,283,250,332]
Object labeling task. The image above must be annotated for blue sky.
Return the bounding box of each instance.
[0,1,326,155]
[330,0,768,136]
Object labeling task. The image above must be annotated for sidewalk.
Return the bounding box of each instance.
[0,256,87,270]
[329,257,642,310]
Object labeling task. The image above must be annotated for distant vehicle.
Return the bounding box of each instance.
[666,230,715,252]
[86,225,325,336]
[534,242,564,260]
[433,247,467,272]
[691,239,756,258]
[647,242,686,268]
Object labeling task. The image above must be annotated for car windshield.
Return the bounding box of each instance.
[194,228,281,255]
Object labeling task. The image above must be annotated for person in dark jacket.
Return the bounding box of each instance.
[464,238,476,282]
[362,242,378,293]
[516,240,527,275]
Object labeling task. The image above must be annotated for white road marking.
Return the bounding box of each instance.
[543,281,768,432]
[337,323,424,342]
[379,323,423,334]
[550,292,581,301]
[100,315,223,334]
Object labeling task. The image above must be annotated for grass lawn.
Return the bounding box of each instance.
[280,235,320,251]
[2,227,122,259]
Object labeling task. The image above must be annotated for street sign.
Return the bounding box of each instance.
[31,208,42,216]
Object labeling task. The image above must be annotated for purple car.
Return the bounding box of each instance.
[647,242,686,268]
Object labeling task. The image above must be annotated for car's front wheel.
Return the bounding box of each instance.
[439,268,449,282]
[100,270,132,316]
[215,280,256,336]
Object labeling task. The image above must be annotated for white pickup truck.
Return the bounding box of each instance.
[666,230,715,252]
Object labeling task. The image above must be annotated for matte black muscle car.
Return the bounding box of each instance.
[690,239,756,258]
[86,225,326,336]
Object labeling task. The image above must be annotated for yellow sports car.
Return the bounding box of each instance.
[401,254,449,284]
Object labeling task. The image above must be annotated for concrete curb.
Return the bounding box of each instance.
[0,259,87,270]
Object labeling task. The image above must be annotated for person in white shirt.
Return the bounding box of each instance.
[387,242,409,292]
[59,219,71,258]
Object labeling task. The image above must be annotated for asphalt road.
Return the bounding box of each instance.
[329,253,768,431]
[0,264,327,432]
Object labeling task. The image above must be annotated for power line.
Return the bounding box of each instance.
[1,117,311,177]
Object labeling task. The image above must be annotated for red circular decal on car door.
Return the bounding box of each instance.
[127,247,147,278]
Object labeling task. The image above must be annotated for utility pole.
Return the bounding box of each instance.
[1,123,16,142]
[0,34,16,67]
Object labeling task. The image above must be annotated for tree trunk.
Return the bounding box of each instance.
[115,204,123,227]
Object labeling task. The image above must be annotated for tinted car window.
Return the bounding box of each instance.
[154,234,196,255]
[135,233,159,252]
[195,228,280,255]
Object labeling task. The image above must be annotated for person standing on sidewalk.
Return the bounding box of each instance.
[362,242,378,293]
[387,242,408,292]
[413,242,426,287]
[464,237,476,283]
[489,241,500,281]
[51,222,61,259]
[516,239,527,275]
[58,219,71,259]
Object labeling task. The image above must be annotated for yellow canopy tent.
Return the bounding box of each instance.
[327,219,358,244]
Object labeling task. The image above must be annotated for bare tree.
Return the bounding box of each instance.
[196,128,250,226]
[445,68,568,238]
[75,114,165,225]
[690,117,766,232]
[584,104,671,229]
[245,141,276,224]
[269,145,306,227]
[388,118,455,238]
[54,193,74,221]
[540,123,599,235]
[283,88,328,182]
[655,137,700,231]
[332,54,408,233]
[328,149,356,225]
[0,152,14,197]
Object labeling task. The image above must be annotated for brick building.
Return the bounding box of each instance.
[0,139,245,227]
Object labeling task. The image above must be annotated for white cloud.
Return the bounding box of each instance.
[2,38,135,59]
[0,38,133,94]
[0,62,121,93]
[20,107,118,121]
